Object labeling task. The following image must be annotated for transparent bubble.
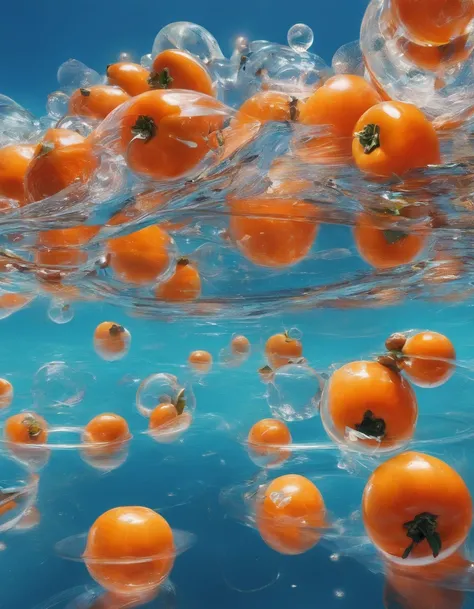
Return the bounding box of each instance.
[136,372,195,418]
[287,24,314,53]
[57,59,102,93]
[0,293,33,320]
[140,53,153,69]
[0,456,38,533]
[234,36,249,54]
[38,115,57,132]
[118,52,133,62]
[332,40,364,76]
[56,114,99,137]
[48,300,74,325]
[93,324,131,362]
[0,94,40,146]
[46,91,70,119]
[152,21,224,63]
[267,363,322,421]
[32,361,88,411]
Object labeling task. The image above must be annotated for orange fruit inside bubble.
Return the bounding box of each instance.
[0,144,35,206]
[93,322,131,361]
[0,378,13,409]
[155,258,201,302]
[248,418,292,466]
[4,412,48,445]
[83,413,130,457]
[256,474,326,555]
[84,506,175,595]
[150,49,214,96]
[69,85,130,120]
[188,350,212,373]
[401,331,456,387]
[231,335,250,355]
[237,90,299,124]
[265,331,303,369]
[107,62,151,97]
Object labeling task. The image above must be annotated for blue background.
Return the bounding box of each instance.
[1,1,473,609]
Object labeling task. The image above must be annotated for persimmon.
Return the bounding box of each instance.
[0,293,32,313]
[118,90,221,180]
[0,144,35,205]
[4,412,48,444]
[84,413,130,445]
[248,418,292,466]
[391,0,474,46]
[298,75,382,159]
[384,568,464,609]
[362,452,472,563]
[324,361,417,450]
[229,197,318,267]
[352,101,441,177]
[107,62,151,96]
[231,335,250,355]
[0,379,13,409]
[401,331,456,387]
[42,127,85,149]
[265,331,303,369]
[84,506,175,594]
[35,225,99,269]
[256,474,326,554]
[155,258,201,302]
[106,225,171,285]
[24,132,97,203]
[237,91,299,124]
[398,34,472,72]
[188,350,212,373]
[148,403,179,431]
[69,85,130,120]
[93,322,131,361]
[150,49,214,96]
[354,212,426,269]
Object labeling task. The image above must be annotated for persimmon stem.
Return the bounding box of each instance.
[22,416,42,439]
[177,257,190,266]
[148,68,173,89]
[37,142,55,157]
[109,324,124,336]
[355,410,386,439]
[80,88,91,97]
[403,512,441,559]
[383,229,407,245]
[355,123,380,154]
[174,389,186,415]
[289,97,299,121]
[377,354,401,372]
[131,115,157,142]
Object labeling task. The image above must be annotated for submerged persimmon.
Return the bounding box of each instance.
[324,361,418,450]
[231,335,250,355]
[248,418,292,466]
[155,258,201,302]
[237,91,299,124]
[188,350,212,373]
[4,412,48,444]
[69,85,130,120]
[85,506,175,594]
[93,322,131,361]
[256,474,326,554]
[265,332,303,369]
[84,413,130,445]
[0,144,35,205]
[0,379,13,409]
[401,331,456,387]
[150,49,214,96]
[107,62,151,96]
[229,198,318,267]
[363,452,472,563]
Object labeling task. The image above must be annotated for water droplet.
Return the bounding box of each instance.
[287,24,314,53]
[46,91,69,119]
[140,54,153,69]
[118,52,133,62]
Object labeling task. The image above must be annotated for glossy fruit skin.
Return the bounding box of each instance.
[391,0,474,46]
[401,331,456,387]
[107,62,151,96]
[362,452,472,564]
[84,413,130,444]
[265,333,303,369]
[188,350,212,372]
[325,361,418,449]
[0,379,13,408]
[256,474,326,555]
[229,198,318,268]
[352,101,441,177]
[237,91,298,124]
[69,85,130,120]
[155,260,201,302]
[298,75,381,159]
[106,225,171,285]
[354,213,427,269]
[148,403,179,430]
[36,226,100,269]
[0,144,35,205]
[398,34,472,71]
[248,418,292,465]
[118,89,221,180]
[85,506,175,594]
[24,137,97,203]
[4,412,48,444]
[150,50,214,96]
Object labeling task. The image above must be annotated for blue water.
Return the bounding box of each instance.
[1,1,473,608]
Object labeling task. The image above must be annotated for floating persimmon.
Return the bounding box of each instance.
[401,331,456,387]
[0,379,13,409]
[148,403,179,431]
[93,322,131,361]
[0,144,35,206]
[150,49,214,96]
[4,412,48,445]
[106,225,172,286]
[229,197,318,267]
[323,361,418,450]
[84,506,175,594]
[248,418,292,466]
[265,331,303,369]
[231,335,250,355]
[237,91,300,124]
[69,85,130,120]
[256,474,326,555]
[107,62,151,96]
[362,452,472,564]
[35,225,100,269]
[83,413,130,455]
[155,258,201,302]
[188,350,212,373]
